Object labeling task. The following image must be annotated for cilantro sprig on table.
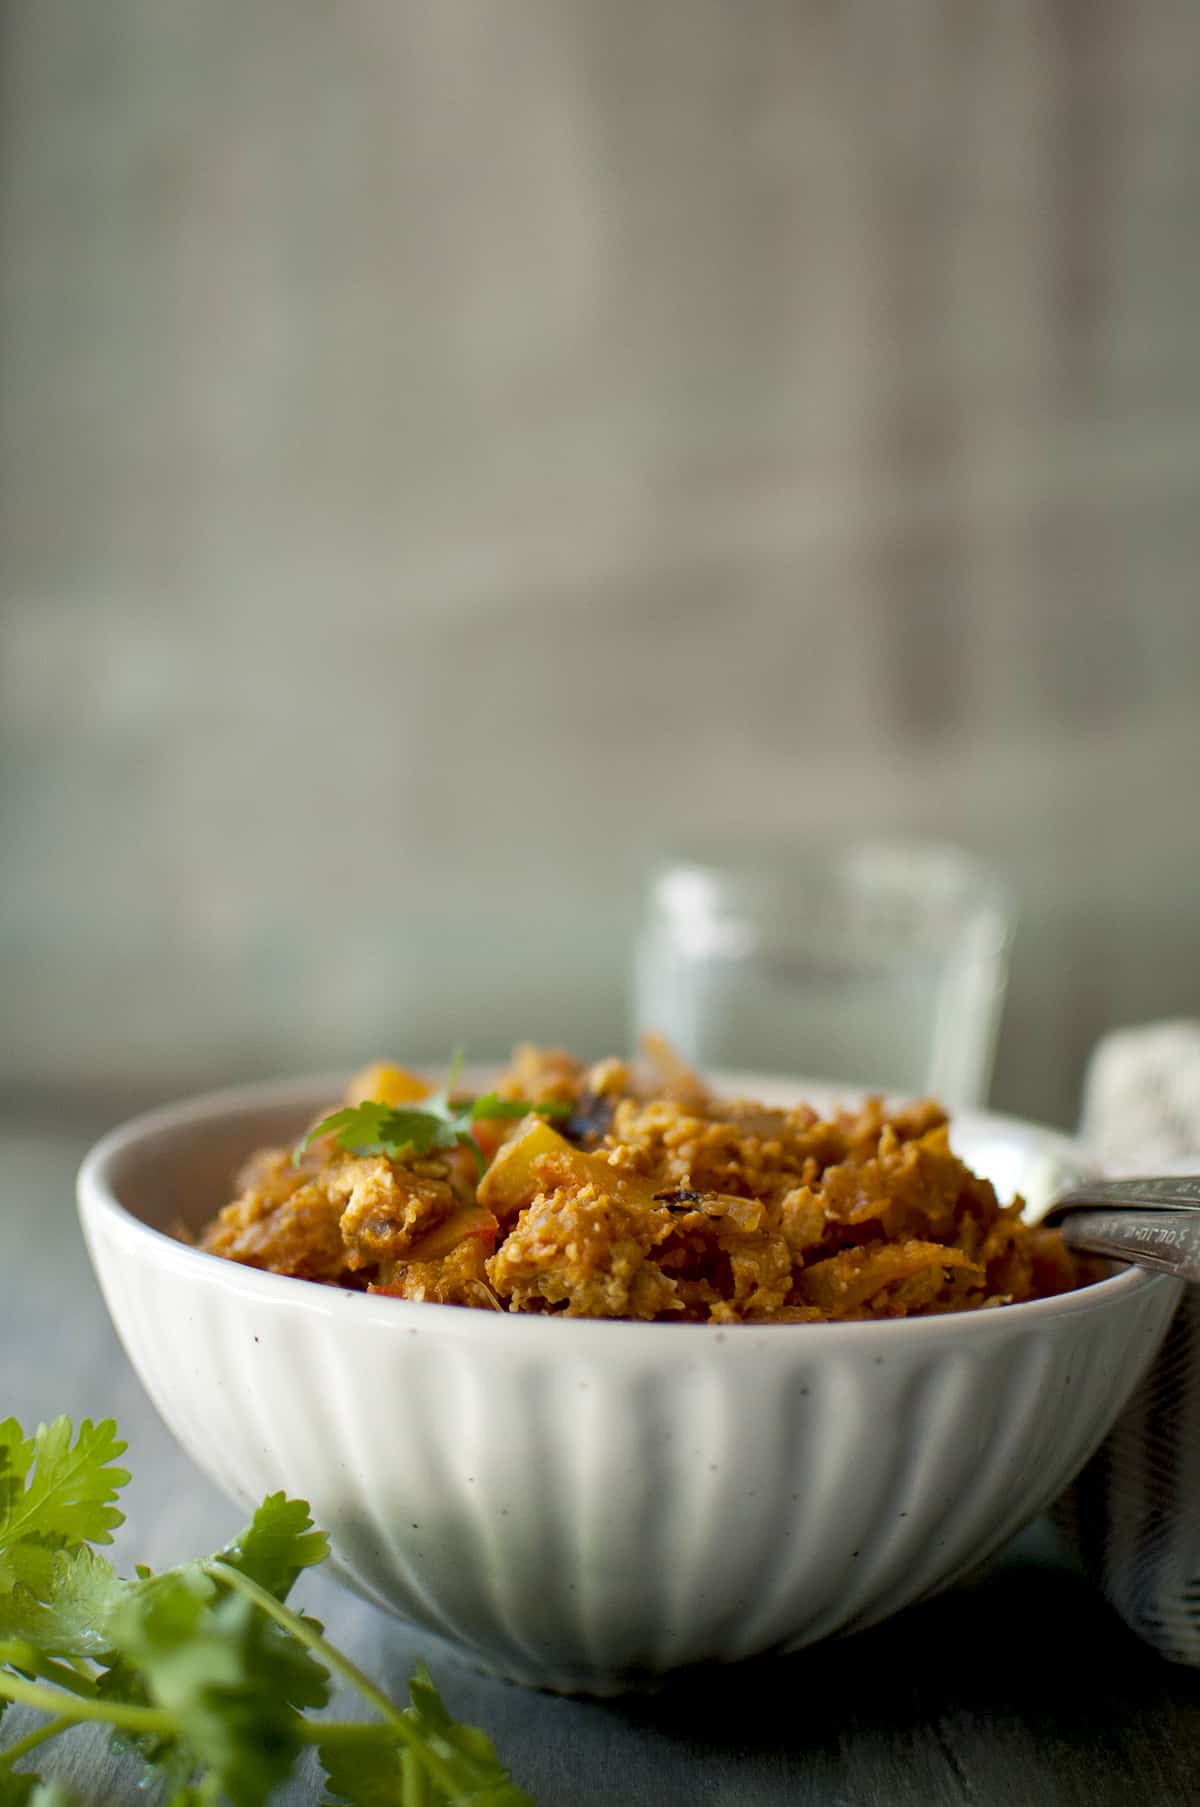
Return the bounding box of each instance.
[296,1056,570,1176]
[0,1416,532,1806]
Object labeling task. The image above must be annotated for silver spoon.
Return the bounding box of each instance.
[1044,1174,1200,1282]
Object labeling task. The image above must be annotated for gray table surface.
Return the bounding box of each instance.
[4,1114,1199,1805]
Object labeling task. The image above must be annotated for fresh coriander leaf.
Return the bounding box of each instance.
[469,1095,529,1122]
[0,1416,533,1807]
[404,1661,457,1735]
[0,1775,39,1807]
[105,1571,316,1807]
[317,1722,404,1807]
[27,1786,76,1807]
[0,1776,77,1807]
[214,1494,329,1604]
[283,1608,536,1807]
[298,1104,395,1161]
[0,1419,128,1586]
[468,1095,570,1123]
[296,1055,572,1167]
[319,1702,535,1807]
[0,1546,126,1657]
[0,1784,79,1807]
[0,1422,35,1521]
[0,1545,53,1602]
[298,1094,570,1166]
[98,1566,222,1787]
[94,1651,183,1782]
[297,1104,450,1167]
[403,1662,534,1806]
[297,1106,362,1147]
[104,1563,221,1684]
[0,1422,41,1597]
[364,1110,457,1159]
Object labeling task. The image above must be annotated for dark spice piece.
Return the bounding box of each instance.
[563,1091,617,1149]
[653,1187,709,1212]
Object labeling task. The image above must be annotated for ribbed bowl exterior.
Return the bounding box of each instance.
[78,1079,1182,1694]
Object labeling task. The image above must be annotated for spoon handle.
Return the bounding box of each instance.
[1046,1174,1200,1215]
[1044,1175,1200,1283]
[1054,1208,1200,1283]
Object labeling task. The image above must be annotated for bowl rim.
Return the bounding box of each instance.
[77,1070,1172,1350]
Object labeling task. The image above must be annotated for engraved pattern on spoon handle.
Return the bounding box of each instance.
[1057,1208,1200,1284]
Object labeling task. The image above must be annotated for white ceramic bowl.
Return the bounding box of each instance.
[78,1074,1181,1694]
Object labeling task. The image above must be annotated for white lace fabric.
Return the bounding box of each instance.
[1060,1021,1200,1664]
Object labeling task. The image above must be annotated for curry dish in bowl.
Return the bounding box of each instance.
[198,1041,1093,1323]
[80,1068,1176,1689]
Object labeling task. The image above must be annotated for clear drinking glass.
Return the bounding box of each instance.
[632,840,1014,1109]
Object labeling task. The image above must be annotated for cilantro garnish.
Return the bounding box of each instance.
[0,1415,533,1805]
[295,1054,570,1175]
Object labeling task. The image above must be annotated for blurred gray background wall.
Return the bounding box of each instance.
[2,1,1198,1127]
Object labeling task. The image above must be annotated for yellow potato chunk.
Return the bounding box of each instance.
[478,1118,658,1221]
[344,1061,430,1107]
